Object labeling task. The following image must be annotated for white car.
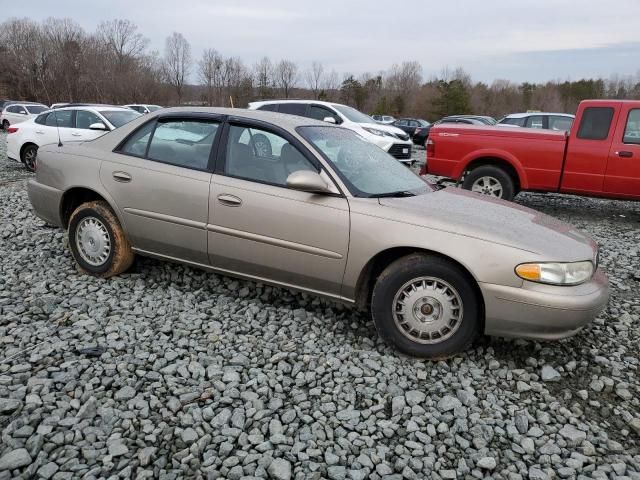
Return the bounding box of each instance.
[1,102,48,129]
[498,112,575,131]
[248,100,413,164]
[7,105,141,171]
[371,114,396,124]
[124,104,164,114]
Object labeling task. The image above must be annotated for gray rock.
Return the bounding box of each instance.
[0,398,21,414]
[268,458,292,480]
[541,365,561,382]
[0,448,32,471]
[477,457,496,470]
[114,385,136,401]
[558,424,586,445]
[437,395,461,412]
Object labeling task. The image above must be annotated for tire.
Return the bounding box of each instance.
[21,144,38,172]
[68,201,134,278]
[462,165,516,201]
[371,254,480,358]
[2,120,9,130]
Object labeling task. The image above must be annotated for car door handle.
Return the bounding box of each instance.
[616,151,633,158]
[112,171,132,182]
[71,132,82,137]
[35,130,45,134]
[217,194,242,207]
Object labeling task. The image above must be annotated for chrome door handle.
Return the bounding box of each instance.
[217,194,242,206]
[71,132,82,137]
[35,130,44,134]
[112,171,132,182]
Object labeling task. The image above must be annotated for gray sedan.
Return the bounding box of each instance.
[28,108,609,358]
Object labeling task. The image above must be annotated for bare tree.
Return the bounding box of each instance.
[198,48,224,105]
[164,32,191,104]
[275,59,298,98]
[304,61,324,99]
[97,19,147,66]
[254,56,273,99]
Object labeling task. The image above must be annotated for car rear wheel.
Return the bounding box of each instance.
[463,165,515,201]
[21,144,38,172]
[68,201,134,277]
[371,254,480,358]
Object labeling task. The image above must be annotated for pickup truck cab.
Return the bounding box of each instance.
[423,100,640,201]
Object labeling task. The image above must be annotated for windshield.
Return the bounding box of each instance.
[25,105,47,114]
[101,110,141,128]
[147,105,162,112]
[299,126,432,197]
[332,104,375,124]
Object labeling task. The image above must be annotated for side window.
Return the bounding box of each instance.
[278,103,307,116]
[549,116,573,131]
[76,110,103,129]
[577,107,614,140]
[624,109,640,145]
[308,105,339,123]
[525,115,544,129]
[257,104,278,112]
[118,121,155,157]
[396,120,407,126]
[35,113,48,125]
[225,124,317,186]
[147,119,219,169]
[44,110,73,128]
[7,106,18,113]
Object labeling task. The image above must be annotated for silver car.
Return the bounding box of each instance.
[28,108,609,358]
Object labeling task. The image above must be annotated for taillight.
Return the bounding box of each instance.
[426,137,435,157]
[7,127,18,134]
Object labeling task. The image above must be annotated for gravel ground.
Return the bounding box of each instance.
[1,133,640,480]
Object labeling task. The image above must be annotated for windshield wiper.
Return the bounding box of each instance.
[371,190,417,198]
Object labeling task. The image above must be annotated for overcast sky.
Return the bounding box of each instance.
[5,0,640,84]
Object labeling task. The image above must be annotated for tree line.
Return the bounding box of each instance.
[1,17,639,121]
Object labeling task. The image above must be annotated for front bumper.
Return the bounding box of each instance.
[369,137,413,162]
[481,267,609,340]
[27,179,64,227]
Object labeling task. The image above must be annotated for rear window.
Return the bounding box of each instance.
[577,107,614,140]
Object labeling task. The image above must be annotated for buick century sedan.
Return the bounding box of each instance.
[28,108,609,358]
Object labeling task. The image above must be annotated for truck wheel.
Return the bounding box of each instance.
[371,254,480,358]
[68,201,134,278]
[463,165,515,201]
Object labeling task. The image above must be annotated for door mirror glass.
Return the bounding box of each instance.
[19,109,27,115]
[286,170,332,194]
[323,116,336,124]
[89,122,108,131]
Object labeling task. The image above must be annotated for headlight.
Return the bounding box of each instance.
[515,261,594,285]
[362,127,390,137]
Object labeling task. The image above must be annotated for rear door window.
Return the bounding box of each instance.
[45,110,74,128]
[623,109,640,145]
[577,107,614,140]
[147,119,219,170]
[257,104,278,112]
[525,115,544,129]
[278,103,307,116]
[549,116,573,131]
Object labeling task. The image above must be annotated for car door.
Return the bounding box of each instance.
[604,106,640,198]
[43,109,77,144]
[100,115,222,264]
[5,106,24,124]
[208,120,350,297]
[307,104,342,125]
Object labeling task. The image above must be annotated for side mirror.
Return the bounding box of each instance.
[89,122,108,131]
[323,116,337,124]
[19,110,27,115]
[286,170,332,194]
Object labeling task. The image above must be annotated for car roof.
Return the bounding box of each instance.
[249,99,354,111]
[157,106,329,128]
[504,112,575,118]
[52,105,137,113]
[6,102,48,107]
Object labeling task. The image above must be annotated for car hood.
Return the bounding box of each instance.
[377,187,597,261]
[358,122,407,137]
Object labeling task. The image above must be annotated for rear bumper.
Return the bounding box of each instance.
[27,179,64,227]
[481,268,609,340]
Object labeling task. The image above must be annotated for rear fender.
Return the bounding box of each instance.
[457,149,528,189]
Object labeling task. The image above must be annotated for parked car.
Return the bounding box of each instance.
[124,104,164,114]
[249,100,413,163]
[1,102,48,129]
[7,105,141,171]
[498,112,575,131]
[393,118,430,138]
[413,115,494,146]
[423,100,640,201]
[28,107,608,358]
[371,115,395,124]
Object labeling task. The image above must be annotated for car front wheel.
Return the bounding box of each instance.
[68,201,134,277]
[371,254,480,358]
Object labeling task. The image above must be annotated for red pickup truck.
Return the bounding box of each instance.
[422,100,640,201]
